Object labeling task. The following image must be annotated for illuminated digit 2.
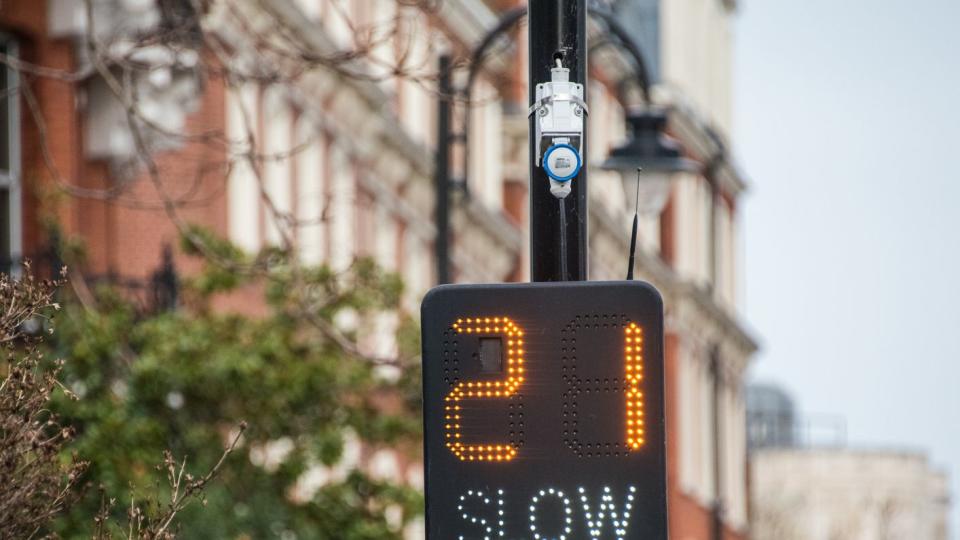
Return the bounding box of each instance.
[625,322,645,450]
[444,317,525,461]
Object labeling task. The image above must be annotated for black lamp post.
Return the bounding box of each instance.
[434,54,454,285]
[434,4,691,283]
[434,6,526,285]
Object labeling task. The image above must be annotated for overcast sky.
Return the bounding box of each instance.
[735,0,960,534]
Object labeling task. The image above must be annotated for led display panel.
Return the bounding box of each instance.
[421,281,666,540]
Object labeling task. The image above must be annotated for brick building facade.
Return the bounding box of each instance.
[0,0,757,538]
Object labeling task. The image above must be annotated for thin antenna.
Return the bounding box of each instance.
[626,168,641,280]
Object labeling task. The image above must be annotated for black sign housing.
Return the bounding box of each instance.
[421,281,666,540]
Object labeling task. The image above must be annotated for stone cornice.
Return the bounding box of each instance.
[655,87,750,198]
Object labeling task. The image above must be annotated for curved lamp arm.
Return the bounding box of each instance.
[456,5,654,197]
[589,7,653,105]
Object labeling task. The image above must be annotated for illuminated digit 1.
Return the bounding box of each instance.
[444,317,525,461]
[625,323,645,450]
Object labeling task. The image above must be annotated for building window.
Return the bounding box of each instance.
[0,35,21,274]
[226,83,261,254]
[467,79,504,211]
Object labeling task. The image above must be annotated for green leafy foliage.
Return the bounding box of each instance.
[49,231,423,539]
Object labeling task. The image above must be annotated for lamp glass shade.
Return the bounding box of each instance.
[619,169,672,217]
[599,110,696,216]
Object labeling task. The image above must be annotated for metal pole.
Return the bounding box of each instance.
[435,55,452,284]
[528,0,588,282]
[710,346,725,540]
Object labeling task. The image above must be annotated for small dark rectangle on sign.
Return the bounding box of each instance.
[478,338,503,373]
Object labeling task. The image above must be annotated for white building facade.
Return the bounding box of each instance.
[217,0,758,537]
[4,0,757,537]
[751,449,951,540]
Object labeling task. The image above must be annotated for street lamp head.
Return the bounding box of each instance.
[600,110,697,216]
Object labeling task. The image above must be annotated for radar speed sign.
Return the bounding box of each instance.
[421,281,667,540]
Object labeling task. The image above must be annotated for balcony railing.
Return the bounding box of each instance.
[2,244,178,314]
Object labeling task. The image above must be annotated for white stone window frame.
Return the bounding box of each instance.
[0,34,21,273]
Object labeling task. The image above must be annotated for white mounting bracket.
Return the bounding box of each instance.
[529,64,588,167]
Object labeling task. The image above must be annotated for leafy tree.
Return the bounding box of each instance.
[49,230,423,539]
